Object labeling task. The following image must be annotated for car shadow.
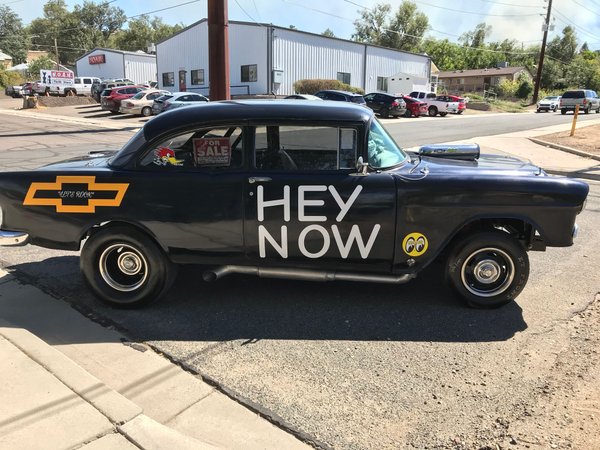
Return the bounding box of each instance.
[75,105,101,109]
[4,256,528,344]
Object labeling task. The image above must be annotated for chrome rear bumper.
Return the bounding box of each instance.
[0,230,29,246]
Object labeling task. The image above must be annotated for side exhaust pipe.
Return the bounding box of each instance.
[202,265,415,284]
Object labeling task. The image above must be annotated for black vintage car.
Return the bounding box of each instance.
[0,101,589,308]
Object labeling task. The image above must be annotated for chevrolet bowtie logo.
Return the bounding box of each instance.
[23,176,129,213]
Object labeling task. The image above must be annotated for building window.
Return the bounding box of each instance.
[376,76,387,91]
[337,72,351,85]
[191,69,205,85]
[162,72,174,87]
[241,64,257,82]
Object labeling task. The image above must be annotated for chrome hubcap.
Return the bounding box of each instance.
[461,247,515,298]
[473,260,501,284]
[99,244,148,292]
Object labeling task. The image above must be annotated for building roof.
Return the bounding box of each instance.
[75,48,156,63]
[438,66,528,78]
[0,50,13,60]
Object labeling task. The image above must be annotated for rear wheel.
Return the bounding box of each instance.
[446,231,529,308]
[561,109,566,115]
[439,112,447,117]
[380,107,390,118]
[141,106,152,117]
[404,109,412,118]
[584,106,590,114]
[428,106,438,117]
[81,226,177,308]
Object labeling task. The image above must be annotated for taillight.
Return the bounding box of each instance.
[123,102,133,108]
[392,101,399,107]
[583,99,587,105]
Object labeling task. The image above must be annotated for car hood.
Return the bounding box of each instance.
[396,153,544,178]
[36,151,117,171]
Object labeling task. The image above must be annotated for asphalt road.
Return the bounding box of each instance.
[1,109,599,449]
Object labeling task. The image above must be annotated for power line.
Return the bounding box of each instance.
[568,0,600,16]
[477,0,543,8]
[553,9,599,41]
[409,0,541,17]
[233,0,263,26]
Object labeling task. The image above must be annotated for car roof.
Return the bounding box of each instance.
[317,89,363,97]
[143,100,372,142]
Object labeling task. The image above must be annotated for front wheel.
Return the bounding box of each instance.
[141,106,152,117]
[81,226,177,307]
[439,112,447,117]
[404,109,412,118]
[561,109,566,115]
[428,106,438,117]
[445,231,529,308]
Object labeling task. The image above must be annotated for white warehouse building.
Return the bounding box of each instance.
[156,19,431,96]
[75,48,157,84]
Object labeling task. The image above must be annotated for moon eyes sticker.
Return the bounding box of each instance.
[402,232,428,257]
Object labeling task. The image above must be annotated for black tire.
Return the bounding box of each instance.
[584,106,590,114]
[404,109,412,118]
[380,107,390,118]
[141,106,152,117]
[457,110,464,114]
[439,112,447,117]
[445,231,529,308]
[428,106,438,117]
[536,108,540,113]
[81,226,177,307]
[561,109,566,115]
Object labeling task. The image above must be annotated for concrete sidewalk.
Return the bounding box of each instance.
[0,270,310,450]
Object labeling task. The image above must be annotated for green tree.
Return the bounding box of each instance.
[27,54,56,80]
[515,73,533,99]
[352,1,427,52]
[0,6,29,63]
[564,54,600,91]
[460,23,492,48]
[547,26,578,64]
[321,28,335,38]
[421,38,465,71]
[111,16,183,52]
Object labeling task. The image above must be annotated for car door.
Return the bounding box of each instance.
[243,123,397,272]
[363,94,378,112]
[133,125,248,263]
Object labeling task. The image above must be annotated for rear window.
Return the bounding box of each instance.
[132,91,145,100]
[351,96,366,104]
[562,91,584,99]
[101,89,111,96]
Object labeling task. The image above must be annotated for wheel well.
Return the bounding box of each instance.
[82,221,167,252]
[449,218,537,250]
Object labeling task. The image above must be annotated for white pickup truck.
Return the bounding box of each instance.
[33,75,101,96]
[408,91,460,117]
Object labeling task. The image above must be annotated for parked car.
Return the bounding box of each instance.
[424,95,460,117]
[535,96,560,113]
[92,79,135,102]
[0,101,588,309]
[5,84,24,98]
[363,93,407,118]
[409,91,436,101]
[559,90,600,115]
[119,89,171,116]
[314,90,366,106]
[401,96,428,117]
[284,94,323,100]
[20,82,34,96]
[446,95,467,114]
[101,86,145,114]
[66,77,101,96]
[151,92,209,114]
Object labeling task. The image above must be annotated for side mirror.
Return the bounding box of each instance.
[354,156,369,176]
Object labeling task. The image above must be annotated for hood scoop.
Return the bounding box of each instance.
[419,143,480,161]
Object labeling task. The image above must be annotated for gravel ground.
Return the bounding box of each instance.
[538,123,600,155]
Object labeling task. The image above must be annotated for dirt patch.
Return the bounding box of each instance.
[538,124,600,156]
[37,96,97,108]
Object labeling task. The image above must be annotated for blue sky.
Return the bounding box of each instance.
[7,0,600,51]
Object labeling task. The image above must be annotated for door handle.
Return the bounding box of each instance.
[248,177,272,184]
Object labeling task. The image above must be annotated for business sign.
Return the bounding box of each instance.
[39,70,74,87]
[89,54,106,65]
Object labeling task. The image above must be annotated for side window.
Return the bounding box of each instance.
[363,94,374,102]
[147,92,161,100]
[83,78,92,84]
[139,127,245,170]
[254,125,357,171]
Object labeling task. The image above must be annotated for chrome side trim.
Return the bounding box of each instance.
[0,231,29,246]
[203,265,415,284]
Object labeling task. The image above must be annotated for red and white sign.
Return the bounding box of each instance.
[89,54,106,65]
[39,70,74,87]
[193,138,231,166]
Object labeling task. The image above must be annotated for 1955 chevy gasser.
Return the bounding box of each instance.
[0,101,589,308]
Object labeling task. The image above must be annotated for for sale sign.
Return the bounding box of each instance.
[193,138,231,166]
[40,70,74,87]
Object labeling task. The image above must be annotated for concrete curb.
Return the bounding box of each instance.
[0,108,142,131]
[545,169,600,182]
[529,137,600,162]
[0,318,142,425]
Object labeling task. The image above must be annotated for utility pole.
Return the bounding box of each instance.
[54,37,60,70]
[208,0,230,100]
[532,0,553,104]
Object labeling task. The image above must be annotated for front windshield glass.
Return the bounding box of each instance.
[367,119,407,169]
[544,96,558,100]
[132,91,145,100]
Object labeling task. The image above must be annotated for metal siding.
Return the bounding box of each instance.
[75,50,124,79]
[124,54,157,84]
[273,29,364,95]
[229,24,268,95]
[365,46,429,93]
[157,22,209,93]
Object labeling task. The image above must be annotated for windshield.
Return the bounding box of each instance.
[132,91,146,100]
[367,119,407,169]
[544,96,559,100]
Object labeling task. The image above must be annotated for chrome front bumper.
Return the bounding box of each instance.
[0,230,29,246]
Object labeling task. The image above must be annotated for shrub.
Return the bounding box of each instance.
[515,78,533,100]
[495,79,518,98]
[0,68,24,89]
[293,79,364,95]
